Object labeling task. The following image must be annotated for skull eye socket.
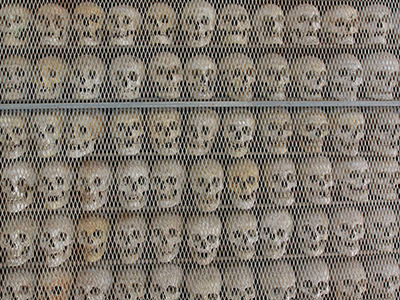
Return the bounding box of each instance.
[339,68,348,77]
[243,125,251,135]
[298,15,308,23]
[129,71,138,82]
[228,124,236,133]
[194,294,202,300]
[155,122,163,132]
[248,229,257,238]
[316,225,326,235]
[19,232,27,242]
[287,173,296,182]
[354,224,363,234]
[90,287,101,296]
[79,125,87,134]
[377,172,386,179]
[51,286,63,295]
[277,229,285,238]
[202,125,210,135]
[233,230,241,239]
[209,293,218,300]
[46,124,55,134]
[273,287,281,296]
[247,176,256,185]
[318,281,328,292]
[166,176,177,185]
[207,234,217,244]
[13,126,22,135]
[341,124,350,133]
[169,228,177,237]
[56,176,64,186]
[212,176,220,187]
[305,123,315,132]
[303,279,313,289]
[161,14,169,23]
[234,176,241,184]
[340,223,350,232]
[21,285,30,295]
[303,224,312,234]
[201,15,209,26]
[167,285,177,294]
[50,69,57,78]
[59,231,67,242]
[89,70,97,79]
[90,14,99,23]
[335,18,346,27]
[123,16,131,25]
[138,176,146,186]
[170,121,178,131]
[94,176,101,187]
[93,229,102,239]
[310,175,319,183]
[153,284,162,293]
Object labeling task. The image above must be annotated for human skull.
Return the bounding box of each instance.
[298,210,329,257]
[220,54,255,101]
[218,4,251,45]
[287,4,321,45]
[253,4,285,45]
[0,56,30,101]
[151,160,185,208]
[107,5,141,46]
[148,109,182,155]
[328,54,363,102]
[186,267,221,300]
[77,216,109,263]
[110,56,145,100]
[1,271,35,300]
[296,108,329,154]
[65,113,104,158]
[115,216,147,264]
[182,0,216,47]
[35,56,67,100]
[227,159,259,210]
[187,215,221,265]
[368,258,400,300]
[360,4,392,45]
[323,5,359,45]
[260,262,296,300]
[224,266,255,300]
[298,259,330,300]
[330,108,365,156]
[227,213,258,260]
[75,269,113,300]
[332,260,367,300]
[293,56,327,100]
[150,53,183,100]
[114,270,146,300]
[40,270,73,300]
[223,109,255,158]
[72,55,105,100]
[260,211,293,259]
[258,54,289,101]
[264,158,297,207]
[117,161,150,210]
[150,264,182,300]
[334,157,370,203]
[36,4,70,46]
[1,162,36,213]
[185,55,217,100]
[0,113,27,159]
[367,208,399,252]
[0,218,36,266]
[0,5,31,46]
[369,158,400,201]
[332,208,364,257]
[73,2,104,46]
[33,112,63,158]
[190,159,224,212]
[363,52,399,101]
[151,214,182,263]
[146,3,177,45]
[299,157,333,205]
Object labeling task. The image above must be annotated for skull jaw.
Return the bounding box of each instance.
[2,144,25,160]
[6,194,32,213]
[224,31,249,45]
[110,35,135,47]
[187,32,213,48]
[44,193,69,210]
[233,193,256,210]
[117,88,141,100]
[45,246,71,268]
[154,141,179,156]
[263,89,286,101]
[74,88,101,101]
[156,192,181,209]
[337,240,360,257]
[234,246,255,260]
[366,89,394,101]
[371,186,398,201]
[84,245,106,263]
[187,141,212,156]
[227,86,254,101]
[302,139,324,154]
[156,84,181,100]
[150,34,174,46]
[120,246,142,264]
[343,184,369,203]
[332,34,355,45]
[300,89,323,101]
[155,244,179,263]
[192,248,217,265]
[3,34,26,46]
[7,247,32,267]
[371,143,398,157]
[67,140,95,158]
[332,86,358,102]
[338,140,360,156]
[265,140,289,155]
[294,34,320,46]
[306,189,332,205]
[227,143,249,158]
[263,241,286,259]
[118,142,141,156]
[81,190,108,211]
[79,34,102,46]
[303,240,326,257]
[36,87,62,100]
[37,142,60,158]
[41,34,66,46]
[3,90,26,101]
[374,238,395,252]
[269,191,295,207]
[196,193,221,212]
[259,33,283,45]
[190,85,214,100]
[120,193,147,210]
[366,33,387,45]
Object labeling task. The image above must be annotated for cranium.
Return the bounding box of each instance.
[75,269,113,300]
[332,260,367,300]
[368,258,400,300]
[33,112,63,158]
[360,4,392,45]
[260,262,296,300]
[0,113,27,159]
[287,4,321,45]
[185,55,217,100]
[218,4,251,45]
[107,5,141,46]
[323,5,359,45]
[1,271,35,300]
[186,267,221,300]
[0,56,30,101]
[114,269,146,300]
[260,108,292,154]
[40,270,73,300]
[258,54,289,101]
[73,2,104,46]
[224,266,255,300]
[369,158,400,201]
[36,4,70,46]
[298,210,329,257]
[150,264,182,300]
[146,3,177,45]
[35,56,67,100]
[253,4,285,45]
[0,5,31,46]
[298,259,330,300]
[366,208,399,252]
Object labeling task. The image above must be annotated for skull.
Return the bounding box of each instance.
[258,54,289,101]
[328,54,363,102]
[187,215,221,265]
[1,162,36,213]
[0,56,30,101]
[299,157,333,205]
[298,210,329,257]
[77,216,110,263]
[218,4,251,45]
[33,112,63,158]
[0,218,36,266]
[367,208,399,252]
[110,56,144,100]
[148,109,182,155]
[332,260,367,300]
[332,208,364,257]
[182,0,216,47]
[117,161,150,210]
[323,5,359,45]
[223,109,255,158]
[360,4,392,45]
[185,55,217,100]
[227,212,258,260]
[330,108,365,156]
[0,5,31,46]
[190,159,224,212]
[260,210,293,259]
[112,110,144,156]
[296,108,329,154]
[115,270,146,300]
[368,258,400,300]
[287,4,321,45]
[146,3,177,45]
[73,2,104,46]
[0,113,27,159]
[115,216,147,264]
[253,4,285,45]
[72,55,105,100]
[186,267,221,300]
[220,54,255,101]
[264,157,297,207]
[40,270,73,300]
[260,262,296,300]
[151,160,185,208]
[363,52,399,101]
[40,216,74,267]
[75,269,113,300]
[369,158,400,201]
[150,265,183,300]
[66,113,104,158]
[298,259,330,300]
[227,159,259,210]
[36,4,70,46]
[293,56,327,100]
[334,157,370,203]
[107,5,141,46]
[35,56,67,100]
[151,213,182,263]
[1,271,35,300]
[224,266,255,300]
[150,53,183,100]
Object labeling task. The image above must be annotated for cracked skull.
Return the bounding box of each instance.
[40,270,73,300]
[146,3,176,45]
[224,266,255,300]
[298,259,330,300]
[0,56,30,101]
[107,5,141,46]
[323,5,359,45]
[298,210,329,257]
[73,2,104,46]
[333,260,367,300]
[0,5,31,46]
[36,4,70,46]
[35,56,67,100]
[218,4,251,45]
[360,4,392,45]
[287,4,321,45]
[75,269,113,300]
[115,270,146,300]
[1,271,35,300]
[185,55,217,100]
[261,262,297,300]
[254,4,285,45]
[33,112,63,158]
[0,113,27,159]
[261,108,292,155]
[150,265,182,300]
[370,158,400,201]
[259,54,289,101]
[112,110,144,156]
[367,208,399,252]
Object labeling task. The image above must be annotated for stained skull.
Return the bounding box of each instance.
[146,3,177,45]
[107,5,141,46]
[332,260,367,300]
[75,269,113,300]
[112,110,144,156]
[253,4,285,45]
[224,266,256,300]
[261,262,297,300]
[35,56,67,100]
[298,210,329,257]
[323,5,359,45]
[297,259,330,300]
[0,56,30,101]
[150,265,182,300]
[218,4,251,45]
[33,112,64,158]
[1,271,35,300]
[186,267,221,300]
[0,113,27,159]
[73,2,105,46]
[0,5,31,46]
[185,55,217,100]
[114,270,146,300]
[287,4,321,45]
[36,4,70,46]
[40,270,73,300]
[360,4,392,45]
